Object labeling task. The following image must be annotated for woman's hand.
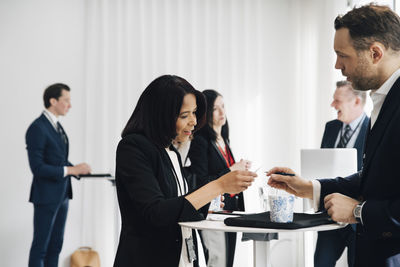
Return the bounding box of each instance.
[185,170,256,210]
[217,170,257,194]
[230,159,252,171]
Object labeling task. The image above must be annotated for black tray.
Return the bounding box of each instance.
[224,211,334,229]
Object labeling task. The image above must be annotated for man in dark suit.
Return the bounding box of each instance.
[314,81,369,267]
[26,83,91,267]
[267,4,400,266]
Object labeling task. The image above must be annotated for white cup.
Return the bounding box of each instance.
[268,191,295,223]
[209,195,222,212]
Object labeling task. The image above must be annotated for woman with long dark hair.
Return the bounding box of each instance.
[188,89,251,267]
[113,76,256,267]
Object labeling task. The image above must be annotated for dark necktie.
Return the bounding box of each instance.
[57,122,67,144]
[337,124,352,148]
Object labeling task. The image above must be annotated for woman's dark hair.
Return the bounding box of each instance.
[334,4,400,52]
[43,83,70,108]
[196,89,229,142]
[121,75,206,148]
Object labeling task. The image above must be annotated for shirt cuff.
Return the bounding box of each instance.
[311,180,321,212]
[359,201,366,225]
[63,166,68,178]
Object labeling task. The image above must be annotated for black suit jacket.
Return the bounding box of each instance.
[26,113,72,204]
[188,133,245,211]
[319,78,400,266]
[321,115,369,171]
[114,133,208,267]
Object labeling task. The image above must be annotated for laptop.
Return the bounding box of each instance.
[300,148,357,180]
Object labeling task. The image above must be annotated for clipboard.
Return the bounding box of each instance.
[72,173,114,185]
[78,173,112,178]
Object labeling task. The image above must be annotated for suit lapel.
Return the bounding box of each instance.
[362,78,400,178]
[40,114,67,152]
[211,140,230,168]
[161,147,179,197]
[224,140,235,163]
[329,121,342,148]
[354,116,369,151]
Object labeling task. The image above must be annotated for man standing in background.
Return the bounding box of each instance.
[26,83,91,267]
[314,81,369,267]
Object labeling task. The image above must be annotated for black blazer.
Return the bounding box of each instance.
[114,133,208,267]
[321,115,369,171]
[318,78,400,266]
[26,113,72,204]
[188,133,245,211]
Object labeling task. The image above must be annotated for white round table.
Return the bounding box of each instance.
[179,216,345,267]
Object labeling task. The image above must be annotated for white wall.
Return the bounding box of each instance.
[0,1,352,267]
[0,0,87,266]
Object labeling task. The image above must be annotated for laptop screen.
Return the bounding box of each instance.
[300,148,357,180]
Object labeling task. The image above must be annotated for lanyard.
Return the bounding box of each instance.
[216,140,234,167]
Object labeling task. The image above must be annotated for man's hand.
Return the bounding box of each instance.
[324,193,360,223]
[266,167,313,199]
[67,163,91,176]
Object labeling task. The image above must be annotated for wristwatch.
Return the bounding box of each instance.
[353,203,363,223]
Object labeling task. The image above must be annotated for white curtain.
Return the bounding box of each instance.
[81,1,347,266]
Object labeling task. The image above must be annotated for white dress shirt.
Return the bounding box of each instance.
[165,148,193,267]
[174,140,192,167]
[43,109,68,177]
[334,112,366,148]
[370,68,400,128]
[311,68,400,222]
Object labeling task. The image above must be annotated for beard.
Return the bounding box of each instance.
[350,55,381,91]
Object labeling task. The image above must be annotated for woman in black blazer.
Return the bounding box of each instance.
[188,89,251,267]
[114,76,257,267]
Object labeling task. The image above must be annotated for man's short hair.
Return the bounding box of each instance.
[43,83,70,108]
[336,80,366,105]
[334,4,400,52]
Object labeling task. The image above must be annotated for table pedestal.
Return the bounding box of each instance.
[254,240,271,267]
